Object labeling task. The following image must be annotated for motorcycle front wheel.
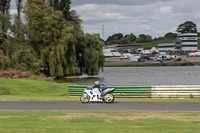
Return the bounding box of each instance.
[104,93,115,103]
[80,94,90,103]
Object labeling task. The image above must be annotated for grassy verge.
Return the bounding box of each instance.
[105,62,200,67]
[0,78,77,101]
[0,111,200,133]
[1,78,200,101]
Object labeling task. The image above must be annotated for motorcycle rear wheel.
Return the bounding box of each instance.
[104,93,115,103]
[80,94,90,103]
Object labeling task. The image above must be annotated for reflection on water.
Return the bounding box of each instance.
[54,66,200,86]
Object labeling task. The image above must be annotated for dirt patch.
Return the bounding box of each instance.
[0,70,36,78]
[48,113,200,122]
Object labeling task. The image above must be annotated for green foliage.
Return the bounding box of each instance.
[82,33,104,75]
[177,21,197,33]
[0,13,11,70]
[164,32,177,39]
[106,33,137,45]
[9,42,41,74]
[0,0,104,76]
[136,34,152,43]
[24,0,104,76]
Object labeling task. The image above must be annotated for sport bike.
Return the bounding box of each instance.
[80,87,115,103]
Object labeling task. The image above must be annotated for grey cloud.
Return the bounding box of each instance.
[71,0,174,6]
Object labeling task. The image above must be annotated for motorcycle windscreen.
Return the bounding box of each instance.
[104,88,115,93]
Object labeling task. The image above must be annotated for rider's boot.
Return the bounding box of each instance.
[101,92,105,101]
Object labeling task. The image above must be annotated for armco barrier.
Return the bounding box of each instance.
[68,85,200,98]
[68,85,151,98]
[151,85,200,98]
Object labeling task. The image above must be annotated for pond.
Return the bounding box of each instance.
[55,66,200,86]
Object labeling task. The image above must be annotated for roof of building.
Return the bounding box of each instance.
[158,43,176,46]
[143,47,153,50]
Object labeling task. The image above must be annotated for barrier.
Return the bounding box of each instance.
[68,85,151,98]
[151,85,200,98]
[68,85,200,98]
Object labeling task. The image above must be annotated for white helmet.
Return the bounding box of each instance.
[95,81,100,85]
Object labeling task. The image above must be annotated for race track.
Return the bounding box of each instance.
[0,101,200,111]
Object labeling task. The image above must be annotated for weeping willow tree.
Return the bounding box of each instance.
[81,34,104,75]
[23,0,104,76]
[24,0,78,76]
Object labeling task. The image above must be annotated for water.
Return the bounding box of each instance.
[55,66,200,86]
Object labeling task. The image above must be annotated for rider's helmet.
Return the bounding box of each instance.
[95,81,100,86]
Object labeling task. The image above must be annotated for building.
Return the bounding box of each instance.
[103,44,140,57]
[176,33,198,52]
[142,47,159,54]
[158,33,198,53]
[158,43,176,52]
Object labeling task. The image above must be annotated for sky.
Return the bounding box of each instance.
[71,0,200,40]
[10,0,200,40]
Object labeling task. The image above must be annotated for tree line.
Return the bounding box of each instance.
[0,0,104,76]
[106,21,198,45]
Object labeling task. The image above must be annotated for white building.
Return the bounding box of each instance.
[143,47,159,54]
[176,33,198,52]
[158,33,198,52]
[103,46,121,57]
[158,43,176,52]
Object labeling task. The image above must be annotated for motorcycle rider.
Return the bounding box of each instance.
[93,81,107,97]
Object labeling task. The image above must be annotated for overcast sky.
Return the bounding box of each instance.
[10,0,200,40]
[71,0,200,40]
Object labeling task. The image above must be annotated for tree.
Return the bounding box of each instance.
[0,0,11,69]
[24,0,78,76]
[24,0,104,76]
[164,32,177,39]
[45,0,79,24]
[177,21,197,33]
[7,0,41,74]
[106,33,123,43]
[82,34,104,75]
[136,34,152,43]
[125,33,137,43]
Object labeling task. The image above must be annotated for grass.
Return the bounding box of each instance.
[1,78,200,101]
[134,39,173,49]
[104,62,200,67]
[0,111,200,133]
[0,78,76,101]
[198,40,200,49]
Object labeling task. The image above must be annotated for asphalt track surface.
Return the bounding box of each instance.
[0,101,200,111]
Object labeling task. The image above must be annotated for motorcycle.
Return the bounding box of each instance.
[80,86,115,103]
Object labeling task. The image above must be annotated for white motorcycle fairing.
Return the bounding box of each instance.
[84,88,103,102]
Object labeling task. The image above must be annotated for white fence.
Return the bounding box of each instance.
[151,85,200,98]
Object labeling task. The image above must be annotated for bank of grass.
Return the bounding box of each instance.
[0,78,77,101]
[0,111,200,133]
[105,62,200,67]
[134,39,173,49]
[1,78,200,101]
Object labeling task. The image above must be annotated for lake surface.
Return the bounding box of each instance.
[55,66,200,86]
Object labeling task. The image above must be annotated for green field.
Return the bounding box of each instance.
[0,111,199,133]
[134,39,173,49]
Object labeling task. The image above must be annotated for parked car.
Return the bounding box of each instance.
[174,56,182,61]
